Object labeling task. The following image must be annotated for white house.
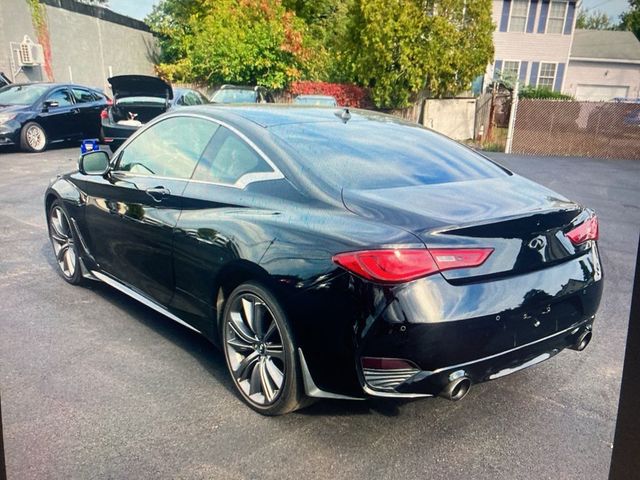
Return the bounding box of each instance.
[490,0,579,91]
[565,30,640,100]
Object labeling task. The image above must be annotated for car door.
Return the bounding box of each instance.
[79,115,220,306]
[170,125,282,331]
[71,87,104,138]
[37,87,80,141]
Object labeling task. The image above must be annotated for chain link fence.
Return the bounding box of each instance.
[512,100,640,160]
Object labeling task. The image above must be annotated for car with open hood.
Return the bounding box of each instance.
[100,75,208,152]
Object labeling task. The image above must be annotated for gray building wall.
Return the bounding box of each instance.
[0,0,157,91]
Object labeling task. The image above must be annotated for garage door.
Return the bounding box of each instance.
[575,84,629,101]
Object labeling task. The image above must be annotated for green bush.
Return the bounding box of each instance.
[519,86,573,100]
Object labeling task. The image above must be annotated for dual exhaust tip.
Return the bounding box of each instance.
[439,329,592,402]
[439,376,472,402]
[570,330,593,352]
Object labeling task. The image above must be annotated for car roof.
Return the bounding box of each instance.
[296,95,336,99]
[2,82,100,91]
[182,104,401,129]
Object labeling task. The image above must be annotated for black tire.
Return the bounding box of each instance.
[47,200,84,285]
[221,281,308,415]
[20,122,48,152]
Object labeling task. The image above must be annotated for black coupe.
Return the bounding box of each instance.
[0,82,109,152]
[45,106,603,415]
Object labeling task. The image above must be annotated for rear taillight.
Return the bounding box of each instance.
[566,215,599,245]
[332,247,493,283]
[100,108,109,119]
[106,97,113,106]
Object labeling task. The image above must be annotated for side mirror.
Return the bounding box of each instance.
[43,100,59,111]
[79,150,110,176]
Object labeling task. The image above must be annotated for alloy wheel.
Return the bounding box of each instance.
[224,293,286,406]
[49,206,78,279]
[26,125,46,151]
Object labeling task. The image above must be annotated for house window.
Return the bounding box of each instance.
[502,61,521,80]
[547,1,568,34]
[509,0,529,32]
[537,63,557,88]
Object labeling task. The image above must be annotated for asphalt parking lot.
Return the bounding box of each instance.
[1,146,639,479]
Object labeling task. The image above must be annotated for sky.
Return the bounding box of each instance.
[107,0,631,22]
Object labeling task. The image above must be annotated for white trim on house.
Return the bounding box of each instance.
[570,57,640,65]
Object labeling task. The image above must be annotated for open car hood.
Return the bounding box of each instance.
[108,75,173,100]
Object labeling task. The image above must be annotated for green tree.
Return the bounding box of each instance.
[619,0,640,40]
[342,0,494,108]
[576,10,615,30]
[147,0,313,89]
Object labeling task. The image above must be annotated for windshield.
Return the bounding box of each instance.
[211,89,257,104]
[294,96,337,106]
[0,84,50,105]
[269,119,509,190]
[116,96,165,105]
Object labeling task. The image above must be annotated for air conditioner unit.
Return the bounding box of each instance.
[18,35,44,67]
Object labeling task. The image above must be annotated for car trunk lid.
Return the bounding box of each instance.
[108,75,173,101]
[342,175,586,280]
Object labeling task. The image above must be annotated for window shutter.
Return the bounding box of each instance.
[519,61,529,84]
[500,1,511,32]
[554,63,565,91]
[530,62,540,86]
[538,0,549,33]
[527,0,538,33]
[564,1,576,34]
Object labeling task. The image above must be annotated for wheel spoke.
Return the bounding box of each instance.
[56,242,70,263]
[228,312,257,344]
[234,351,259,381]
[253,302,267,338]
[249,360,262,395]
[264,358,284,388]
[241,297,254,332]
[259,360,276,403]
[265,343,284,361]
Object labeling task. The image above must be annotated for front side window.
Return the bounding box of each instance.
[537,63,557,89]
[547,1,568,34]
[116,116,219,179]
[47,89,74,107]
[192,127,274,185]
[509,0,529,32]
[72,88,95,104]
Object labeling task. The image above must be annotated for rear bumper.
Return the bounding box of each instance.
[101,122,139,142]
[364,317,593,398]
[295,244,603,399]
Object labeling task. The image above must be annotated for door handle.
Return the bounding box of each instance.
[145,186,170,202]
[71,108,81,114]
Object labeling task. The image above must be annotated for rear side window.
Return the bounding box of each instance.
[192,127,273,185]
[269,120,508,190]
[116,116,219,179]
[72,88,95,103]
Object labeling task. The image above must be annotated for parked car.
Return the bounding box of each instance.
[210,84,275,104]
[100,75,209,152]
[0,82,109,152]
[45,105,603,415]
[293,94,338,107]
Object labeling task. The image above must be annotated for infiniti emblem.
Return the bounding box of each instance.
[528,236,547,250]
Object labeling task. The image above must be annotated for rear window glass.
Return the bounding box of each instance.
[117,96,165,105]
[269,120,508,189]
